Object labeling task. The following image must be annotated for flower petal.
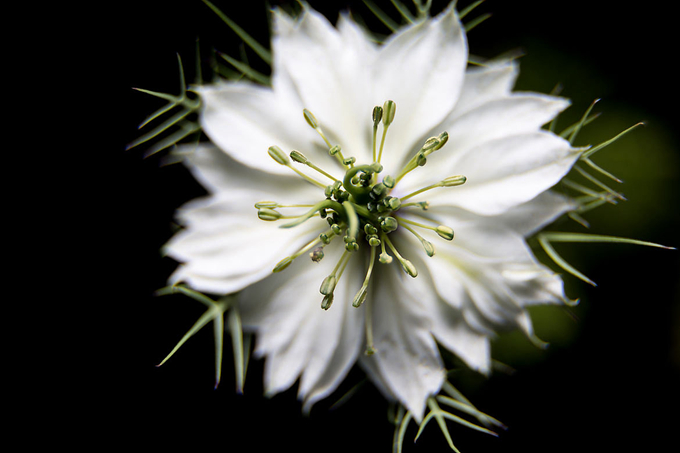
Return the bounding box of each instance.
[423,131,579,215]
[198,81,323,176]
[373,6,467,173]
[359,254,445,422]
[452,62,519,116]
[272,7,378,165]
[397,93,570,193]
[166,199,323,295]
[238,240,364,405]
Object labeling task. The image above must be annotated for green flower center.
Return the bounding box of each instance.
[256,101,466,335]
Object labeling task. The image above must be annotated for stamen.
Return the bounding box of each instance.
[302,108,350,168]
[290,150,340,182]
[400,223,436,257]
[380,232,418,278]
[379,238,393,264]
[279,199,345,229]
[400,175,467,201]
[268,145,327,189]
[377,100,396,164]
[361,247,378,355]
[254,201,315,209]
[353,246,376,308]
[372,105,383,163]
[401,201,430,210]
[320,250,352,310]
[397,216,454,241]
[395,131,450,183]
[272,228,333,273]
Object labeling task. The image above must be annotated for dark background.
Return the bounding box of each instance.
[76,1,679,451]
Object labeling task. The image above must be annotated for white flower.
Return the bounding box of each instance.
[163,4,580,422]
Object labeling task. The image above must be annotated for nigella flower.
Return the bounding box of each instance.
[132,0,673,449]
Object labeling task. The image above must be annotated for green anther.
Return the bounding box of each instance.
[421,240,435,257]
[435,131,449,150]
[370,162,384,173]
[380,216,398,233]
[353,286,368,308]
[400,259,418,278]
[257,208,282,221]
[387,197,401,210]
[290,150,308,164]
[436,225,454,241]
[422,136,440,152]
[324,185,334,198]
[331,223,342,235]
[320,275,337,295]
[371,183,387,198]
[268,145,290,165]
[343,156,356,166]
[379,252,393,264]
[345,241,359,252]
[372,105,383,125]
[303,108,318,129]
[416,153,427,167]
[383,175,396,188]
[377,202,390,214]
[321,293,334,310]
[310,247,324,262]
[382,100,396,126]
[273,256,293,273]
[369,236,381,247]
[442,175,467,187]
[329,145,341,156]
[254,201,278,208]
[364,224,378,235]
[320,233,332,244]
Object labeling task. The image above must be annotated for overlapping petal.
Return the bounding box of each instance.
[359,255,445,422]
[164,144,323,294]
[238,240,365,411]
[372,5,467,173]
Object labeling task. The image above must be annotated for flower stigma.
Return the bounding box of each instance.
[257,101,466,310]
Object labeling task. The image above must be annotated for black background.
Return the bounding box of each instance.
[61,1,680,451]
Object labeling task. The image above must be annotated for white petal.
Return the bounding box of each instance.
[238,240,364,405]
[452,62,519,116]
[163,144,325,294]
[421,190,575,242]
[398,94,570,193]
[359,256,445,422]
[403,251,492,375]
[197,81,324,176]
[424,131,579,215]
[272,7,377,165]
[373,5,467,173]
[491,190,576,236]
[178,143,319,204]
[166,199,323,294]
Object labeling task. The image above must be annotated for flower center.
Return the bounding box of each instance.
[256,101,466,323]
